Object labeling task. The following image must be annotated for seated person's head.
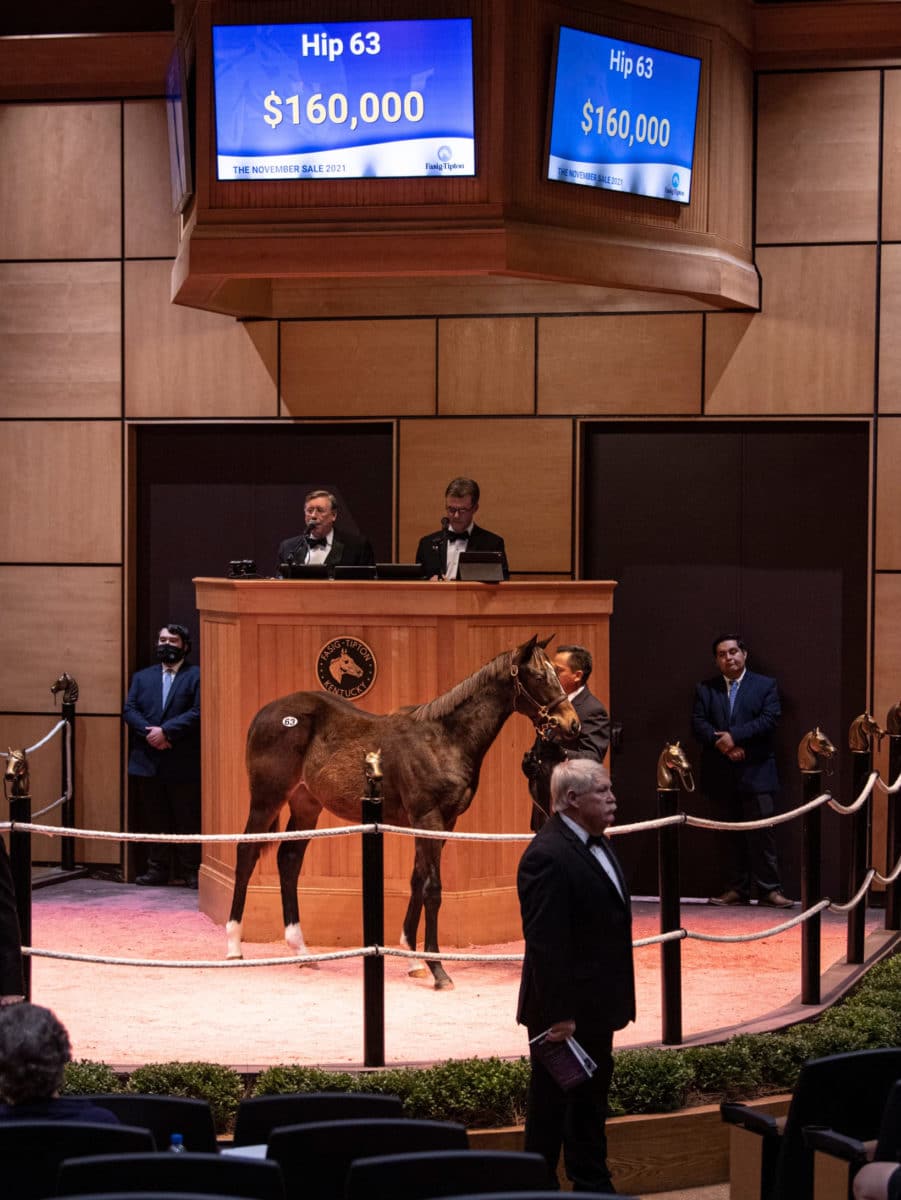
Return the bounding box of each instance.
[0,1002,71,1105]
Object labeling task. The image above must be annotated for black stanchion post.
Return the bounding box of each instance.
[800,767,823,1005]
[361,751,385,1068]
[847,748,871,964]
[887,724,901,932]
[6,753,33,1001]
[657,787,682,1045]
[61,694,77,872]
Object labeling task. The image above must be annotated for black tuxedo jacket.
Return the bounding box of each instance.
[691,668,780,795]
[562,687,610,762]
[123,662,201,782]
[415,523,509,579]
[277,529,375,574]
[517,813,635,1034]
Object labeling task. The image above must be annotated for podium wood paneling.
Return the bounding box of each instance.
[195,578,614,945]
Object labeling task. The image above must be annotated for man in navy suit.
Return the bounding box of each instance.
[517,759,635,1192]
[277,489,375,575]
[522,644,611,832]
[415,477,509,580]
[691,634,793,908]
[123,623,201,888]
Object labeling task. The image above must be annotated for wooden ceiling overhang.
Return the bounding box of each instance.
[174,0,761,318]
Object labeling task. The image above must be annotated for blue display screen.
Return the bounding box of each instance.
[212,19,475,181]
[547,26,701,204]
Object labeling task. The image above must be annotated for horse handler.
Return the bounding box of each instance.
[516,759,635,1192]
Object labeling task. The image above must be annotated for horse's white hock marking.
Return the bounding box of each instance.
[225,920,243,960]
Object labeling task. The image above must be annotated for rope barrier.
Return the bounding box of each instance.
[0,719,67,758]
[30,796,67,820]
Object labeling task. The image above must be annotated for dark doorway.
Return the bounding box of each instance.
[133,423,393,662]
[582,421,869,901]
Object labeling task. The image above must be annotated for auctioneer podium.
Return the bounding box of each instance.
[195,578,615,945]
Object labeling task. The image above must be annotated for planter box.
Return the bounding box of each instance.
[468,1094,791,1194]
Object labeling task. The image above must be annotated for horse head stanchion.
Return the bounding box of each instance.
[886,702,901,932]
[798,726,836,774]
[3,748,30,801]
[797,726,836,1005]
[50,673,79,706]
[655,741,693,1046]
[656,741,695,793]
[361,748,384,1067]
[848,712,886,754]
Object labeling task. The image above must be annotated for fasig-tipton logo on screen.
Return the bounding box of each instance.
[213,18,476,181]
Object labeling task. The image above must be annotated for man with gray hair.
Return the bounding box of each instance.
[278,488,375,573]
[517,759,635,1191]
[0,1003,119,1122]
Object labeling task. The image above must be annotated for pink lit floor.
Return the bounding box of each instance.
[28,878,888,1071]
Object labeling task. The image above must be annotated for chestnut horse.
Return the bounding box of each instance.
[226,635,579,988]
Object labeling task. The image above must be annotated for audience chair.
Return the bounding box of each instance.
[232,1089,403,1146]
[721,1048,901,1200]
[345,1148,549,1200]
[265,1116,468,1200]
[87,1093,219,1152]
[804,1079,901,1200]
[422,1193,630,1200]
[57,1195,240,1200]
[56,1150,285,1200]
[0,1120,154,1200]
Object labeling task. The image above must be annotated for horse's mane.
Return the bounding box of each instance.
[409,649,513,722]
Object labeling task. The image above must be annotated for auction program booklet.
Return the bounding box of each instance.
[530,1029,598,1091]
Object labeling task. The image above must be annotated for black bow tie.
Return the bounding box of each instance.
[587,834,608,848]
[307,537,328,549]
[447,531,469,543]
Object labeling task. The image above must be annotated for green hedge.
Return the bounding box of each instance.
[62,949,901,1132]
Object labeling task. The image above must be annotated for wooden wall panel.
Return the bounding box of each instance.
[0,567,121,713]
[876,418,901,569]
[537,315,703,415]
[879,245,901,412]
[0,422,121,563]
[0,716,120,864]
[707,32,753,251]
[756,71,880,244]
[0,262,120,418]
[0,103,121,260]
[883,71,901,241]
[124,261,278,417]
[281,320,436,418]
[124,100,179,260]
[706,246,876,414]
[874,574,901,741]
[398,418,573,573]
[438,318,534,416]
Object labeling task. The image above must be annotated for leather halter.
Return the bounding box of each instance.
[511,662,570,734]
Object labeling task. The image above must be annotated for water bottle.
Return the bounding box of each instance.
[169,1132,185,1154]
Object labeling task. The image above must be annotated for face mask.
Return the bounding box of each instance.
[156,643,185,665]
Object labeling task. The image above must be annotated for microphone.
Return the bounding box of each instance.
[304,520,318,536]
[440,516,450,531]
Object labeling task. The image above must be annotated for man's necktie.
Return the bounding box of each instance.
[447,531,469,543]
[307,537,328,549]
[162,669,174,707]
[728,679,739,714]
[587,834,607,847]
